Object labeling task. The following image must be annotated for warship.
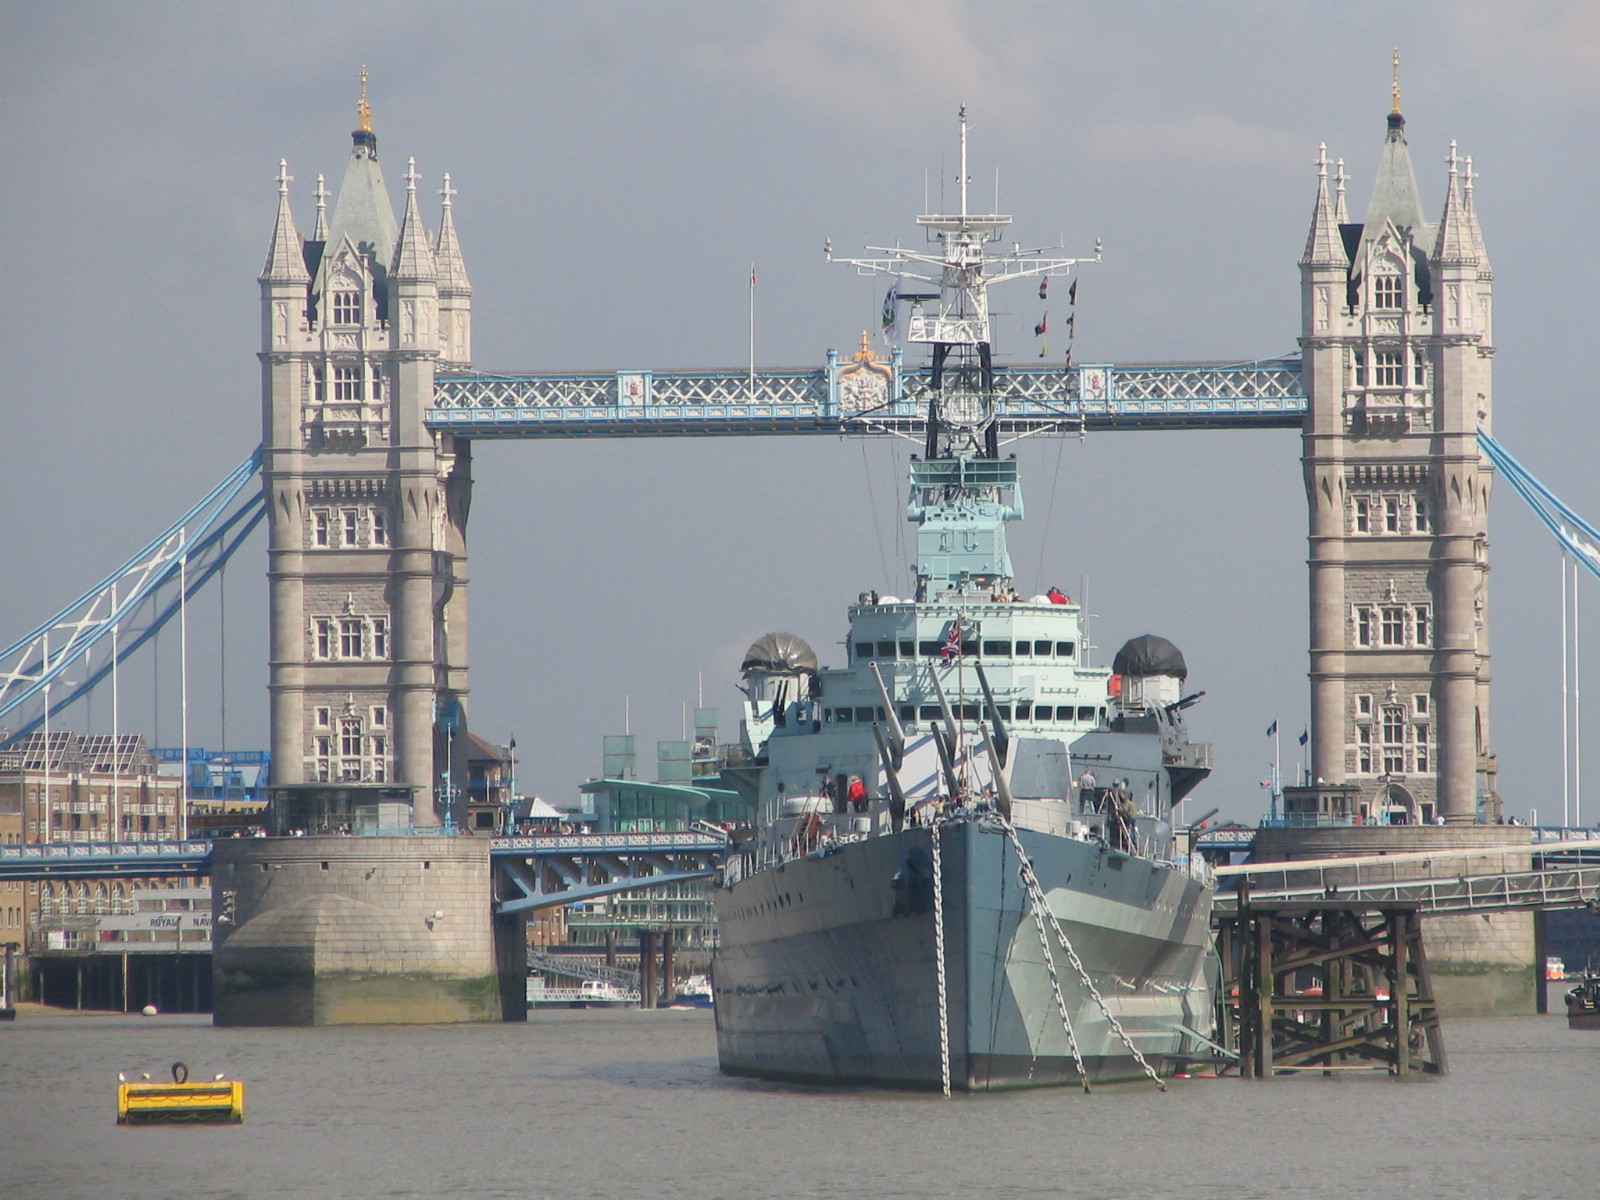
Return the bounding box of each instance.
[711,111,1219,1092]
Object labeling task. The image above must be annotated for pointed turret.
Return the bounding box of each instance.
[1334,158,1349,223]
[391,158,437,281]
[1300,144,1348,268]
[434,173,473,369]
[260,160,310,284]
[1462,156,1491,271]
[434,174,471,293]
[1432,142,1476,265]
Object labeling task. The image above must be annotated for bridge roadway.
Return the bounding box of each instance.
[0,830,727,914]
[425,359,1308,439]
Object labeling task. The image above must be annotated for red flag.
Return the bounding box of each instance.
[1034,311,1048,337]
[1039,277,1049,300]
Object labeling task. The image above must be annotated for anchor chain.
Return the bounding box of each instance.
[931,823,952,1097]
[997,816,1167,1092]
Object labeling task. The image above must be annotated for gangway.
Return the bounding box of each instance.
[1215,840,1600,917]
[526,951,641,991]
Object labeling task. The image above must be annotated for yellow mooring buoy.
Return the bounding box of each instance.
[117,1062,244,1125]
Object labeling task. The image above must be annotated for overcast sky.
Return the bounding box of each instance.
[2,2,1598,824]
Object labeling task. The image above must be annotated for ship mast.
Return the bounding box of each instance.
[828,109,1099,602]
[827,106,1098,462]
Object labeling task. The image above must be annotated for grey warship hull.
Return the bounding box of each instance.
[713,821,1215,1090]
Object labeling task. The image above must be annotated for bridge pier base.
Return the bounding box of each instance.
[210,836,506,1025]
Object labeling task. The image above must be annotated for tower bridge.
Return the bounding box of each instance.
[2,86,1563,1023]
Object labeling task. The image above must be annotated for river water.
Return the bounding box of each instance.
[0,1007,1594,1200]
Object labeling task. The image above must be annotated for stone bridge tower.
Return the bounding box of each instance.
[258,86,474,831]
[1300,86,1495,825]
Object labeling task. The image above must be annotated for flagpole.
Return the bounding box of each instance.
[748,263,756,399]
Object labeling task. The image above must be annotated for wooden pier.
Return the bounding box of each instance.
[1216,895,1447,1077]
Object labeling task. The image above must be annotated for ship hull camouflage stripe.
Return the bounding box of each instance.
[712,822,1213,1091]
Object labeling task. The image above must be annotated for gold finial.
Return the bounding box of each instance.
[1391,48,1401,115]
[358,65,372,132]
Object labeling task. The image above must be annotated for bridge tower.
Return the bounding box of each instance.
[259,83,474,831]
[1300,79,1495,826]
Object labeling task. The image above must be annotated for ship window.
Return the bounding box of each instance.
[1035,706,1053,720]
[959,704,979,721]
[854,642,873,659]
[996,705,1012,720]
[834,709,852,723]
[1015,702,1032,719]
[1056,642,1075,658]
[872,641,891,659]
[1034,640,1052,655]
[1014,641,1032,655]
[899,641,914,657]
[1077,706,1096,722]
[856,707,876,723]
[919,706,940,721]
[960,640,977,657]
[899,706,914,723]
[919,641,940,657]
[983,640,1010,656]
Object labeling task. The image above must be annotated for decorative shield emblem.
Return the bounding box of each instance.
[837,333,893,414]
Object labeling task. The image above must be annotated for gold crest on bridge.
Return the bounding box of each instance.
[837,332,893,414]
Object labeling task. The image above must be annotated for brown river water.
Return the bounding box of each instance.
[0,1007,1595,1200]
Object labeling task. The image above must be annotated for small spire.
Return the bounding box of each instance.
[391,156,437,282]
[1301,143,1347,269]
[435,172,471,294]
[312,173,329,241]
[1433,139,1475,265]
[358,65,372,133]
[1462,154,1490,268]
[1391,48,1402,115]
[1334,157,1349,222]
[261,159,309,284]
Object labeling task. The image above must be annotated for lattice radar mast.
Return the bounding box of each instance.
[826,105,1100,463]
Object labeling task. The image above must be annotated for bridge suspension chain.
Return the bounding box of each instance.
[0,448,264,740]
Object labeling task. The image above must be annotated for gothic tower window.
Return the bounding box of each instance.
[332,291,362,325]
[1382,707,1406,773]
[1414,723,1432,772]
[1413,604,1432,646]
[1374,350,1403,387]
[312,511,330,547]
[371,508,389,546]
[1414,497,1432,533]
[371,617,389,659]
[341,509,359,547]
[1384,496,1400,533]
[1373,274,1403,309]
[333,366,362,401]
[1355,497,1371,533]
[1380,606,1405,646]
[339,618,363,658]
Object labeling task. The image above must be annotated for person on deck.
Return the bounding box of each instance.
[1047,586,1069,604]
[846,775,867,813]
